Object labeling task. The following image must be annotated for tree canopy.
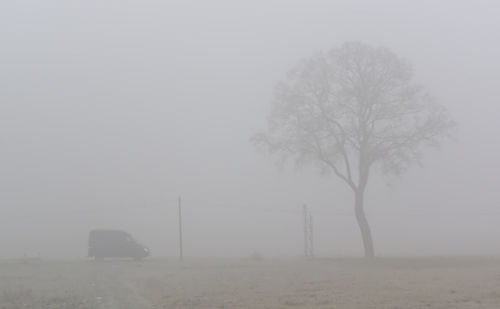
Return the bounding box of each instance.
[254,42,455,256]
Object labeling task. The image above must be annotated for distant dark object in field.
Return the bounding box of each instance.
[88,230,150,261]
[250,250,264,261]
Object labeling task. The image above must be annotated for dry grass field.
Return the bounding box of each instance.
[1,257,500,308]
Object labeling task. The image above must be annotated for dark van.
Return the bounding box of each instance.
[88,230,150,260]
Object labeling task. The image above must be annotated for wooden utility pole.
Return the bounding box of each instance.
[303,204,314,258]
[308,213,314,257]
[303,204,308,257]
[178,196,183,261]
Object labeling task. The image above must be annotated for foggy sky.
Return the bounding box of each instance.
[1,0,500,258]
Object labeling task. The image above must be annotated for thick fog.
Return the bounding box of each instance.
[1,0,500,259]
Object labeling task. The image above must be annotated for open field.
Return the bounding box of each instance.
[1,257,500,308]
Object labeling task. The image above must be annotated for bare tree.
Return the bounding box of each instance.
[254,42,455,257]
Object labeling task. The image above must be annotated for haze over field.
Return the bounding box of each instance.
[1,0,500,259]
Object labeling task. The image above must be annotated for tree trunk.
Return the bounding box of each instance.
[354,190,375,257]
